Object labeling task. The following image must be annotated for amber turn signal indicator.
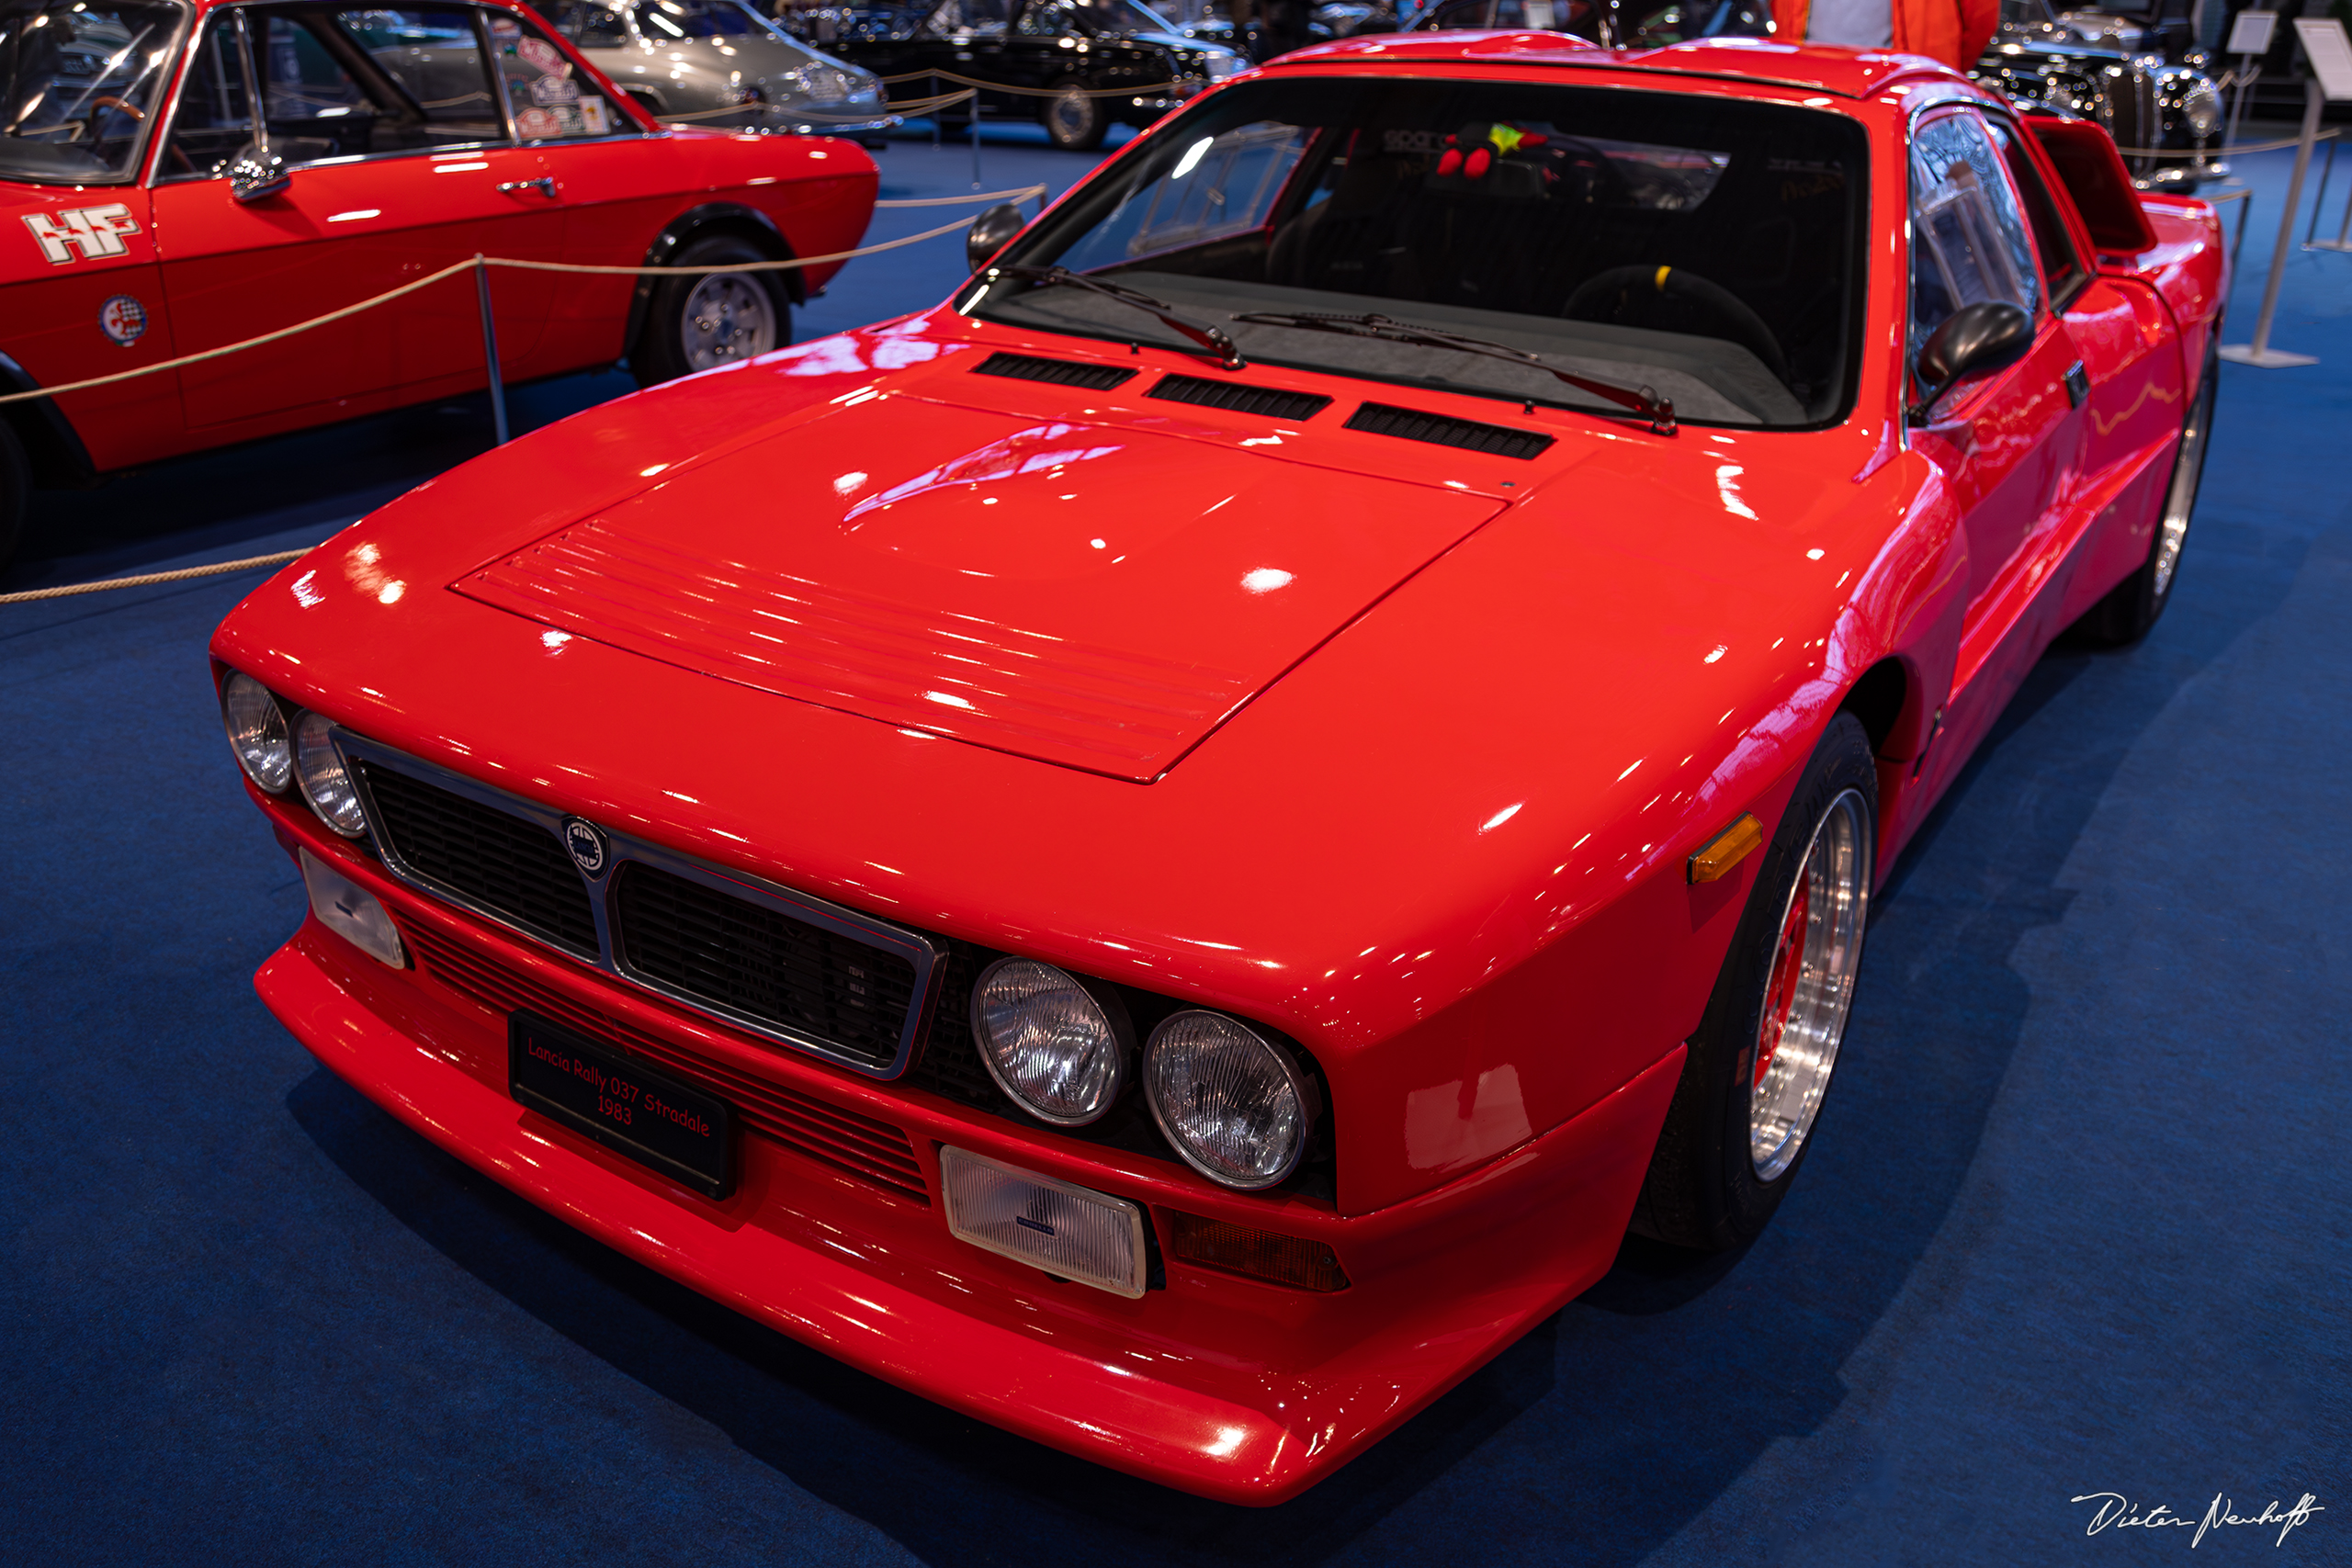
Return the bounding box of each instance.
[1688,813,1764,884]
[1167,1213,1351,1292]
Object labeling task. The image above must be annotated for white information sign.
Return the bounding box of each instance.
[2227,9,2277,55]
[2295,17,2352,100]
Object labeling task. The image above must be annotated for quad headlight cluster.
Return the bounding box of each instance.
[220,671,368,840]
[971,958,1318,1190]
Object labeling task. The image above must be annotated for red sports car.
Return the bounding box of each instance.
[0,0,878,569]
[209,32,2224,1503]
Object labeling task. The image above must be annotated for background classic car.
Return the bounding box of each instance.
[781,0,1240,147]
[1409,0,2222,188]
[548,0,899,139]
[0,0,878,572]
[209,34,2222,1502]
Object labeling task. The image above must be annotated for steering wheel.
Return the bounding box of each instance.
[1564,265,1788,382]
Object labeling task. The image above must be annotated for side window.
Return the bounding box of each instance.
[482,9,624,138]
[551,0,632,45]
[160,16,260,180]
[1986,118,2088,310]
[345,7,504,141]
[922,0,1008,37]
[1908,111,2041,361]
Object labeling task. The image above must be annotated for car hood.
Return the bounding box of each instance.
[452,391,1505,782]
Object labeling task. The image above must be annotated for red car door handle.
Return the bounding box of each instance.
[497,176,559,198]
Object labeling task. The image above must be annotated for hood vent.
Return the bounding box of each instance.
[1344,402,1554,460]
[971,352,1136,390]
[1148,375,1332,422]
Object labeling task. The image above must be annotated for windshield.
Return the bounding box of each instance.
[628,0,771,37]
[0,0,184,183]
[964,78,1868,427]
[1998,0,2056,24]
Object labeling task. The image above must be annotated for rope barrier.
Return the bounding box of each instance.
[656,87,975,122]
[0,547,311,605]
[0,189,1043,412]
[876,67,1189,98]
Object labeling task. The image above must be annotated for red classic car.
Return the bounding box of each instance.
[0,0,878,570]
[209,32,2223,1503]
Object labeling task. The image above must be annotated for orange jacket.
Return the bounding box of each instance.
[1772,0,1999,71]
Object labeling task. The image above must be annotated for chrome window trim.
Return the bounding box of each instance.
[333,728,944,1079]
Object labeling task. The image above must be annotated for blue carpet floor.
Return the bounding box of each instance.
[1,130,2345,1566]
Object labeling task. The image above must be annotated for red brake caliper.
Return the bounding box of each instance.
[1756,874,1811,1089]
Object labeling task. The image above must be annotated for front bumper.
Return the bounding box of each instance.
[254,805,1679,1503]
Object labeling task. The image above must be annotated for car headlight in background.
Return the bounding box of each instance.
[2183,79,2222,137]
[1205,51,1238,79]
[1144,1010,1314,1190]
[971,958,1133,1125]
[295,711,368,838]
[222,671,291,793]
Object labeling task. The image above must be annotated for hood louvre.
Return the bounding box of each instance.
[971,352,1136,390]
[1148,375,1332,422]
[1344,402,1554,460]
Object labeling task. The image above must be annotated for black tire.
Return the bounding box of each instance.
[1631,712,1878,1253]
[1039,77,1107,152]
[0,418,27,579]
[629,235,790,389]
[2066,333,2219,647]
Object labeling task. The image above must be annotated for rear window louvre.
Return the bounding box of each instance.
[971,352,1136,390]
[1344,402,1554,460]
[1147,375,1332,422]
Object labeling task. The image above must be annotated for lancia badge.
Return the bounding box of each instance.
[562,818,608,876]
[98,294,146,346]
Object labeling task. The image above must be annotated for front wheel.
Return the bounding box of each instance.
[629,235,789,389]
[1040,78,1107,152]
[2068,333,2219,646]
[0,417,27,579]
[1631,712,1877,1252]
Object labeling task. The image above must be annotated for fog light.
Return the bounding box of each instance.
[222,671,290,793]
[294,711,368,838]
[299,848,406,968]
[940,1146,1146,1298]
[1168,1212,1349,1292]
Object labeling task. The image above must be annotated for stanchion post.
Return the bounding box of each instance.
[970,87,983,189]
[476,254,511,445]
[2306,137,2336,243]
[2233,186,2256,265]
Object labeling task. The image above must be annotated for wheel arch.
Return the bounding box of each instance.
[0,351,98,489]
[623,203,803,358]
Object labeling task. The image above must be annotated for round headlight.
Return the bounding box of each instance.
[1143,1011,1312,1190]
[971,958,1131,1126]
[222,672,291,793]
[294,711,368,837]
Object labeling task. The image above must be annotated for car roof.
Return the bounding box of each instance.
[1264,32,1970,100]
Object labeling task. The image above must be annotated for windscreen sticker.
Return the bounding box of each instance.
[531,75,582,105]
[98,294,147,346]
[581,96,610,135]
[516,35,570,75]
[24,204,141,265]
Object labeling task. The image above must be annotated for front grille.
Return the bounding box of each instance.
[1344,402,1554,460]
[406,922,930,1202]
[970,351,1136,390]
[615,863,918,1074]
[360,762,599,957]
[1148,375,1332,422]
[908,938,1003,1108]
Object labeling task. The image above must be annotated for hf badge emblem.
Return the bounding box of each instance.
[98,295,147,347]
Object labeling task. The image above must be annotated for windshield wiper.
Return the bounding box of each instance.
[1230,311,1675,435]
[988,265,1245,371]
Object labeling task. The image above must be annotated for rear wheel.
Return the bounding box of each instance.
[1631,712,1876,1252]
[629,235,789,389]
[1040,77,1107,152]
[0,419,27,579]
[2068,335,2219,646]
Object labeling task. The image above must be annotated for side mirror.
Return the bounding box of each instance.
[1910,300,2033,419]
[228,145,289,204]
[967,202,1026,273]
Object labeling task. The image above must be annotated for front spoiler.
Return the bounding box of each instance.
[258,912,1679,1503]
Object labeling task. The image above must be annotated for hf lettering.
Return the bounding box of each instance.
[25,204,141,265]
